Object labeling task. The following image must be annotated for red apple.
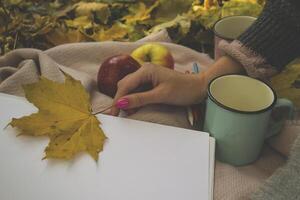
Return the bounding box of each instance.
[97,54,141,97]
[131,43,174,69]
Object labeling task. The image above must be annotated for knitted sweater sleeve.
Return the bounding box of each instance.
[219,0,300,79]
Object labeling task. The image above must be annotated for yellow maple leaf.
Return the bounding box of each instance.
[65,16,93,29]
[221,0,262,17]
[46,28,89,46]
[74,2,111,24]
[271,62,300,108]
[123,1,160,25]
[96,23,128,41]
[9,75,107,161]
[204,0,215,9]
[149,15,191,35]
[75,2,106,15]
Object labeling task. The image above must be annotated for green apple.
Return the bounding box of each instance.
[131,43,174,69]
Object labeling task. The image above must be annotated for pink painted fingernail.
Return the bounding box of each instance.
[116,98,129,109]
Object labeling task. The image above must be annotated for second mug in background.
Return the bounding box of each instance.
[213,15,257,60]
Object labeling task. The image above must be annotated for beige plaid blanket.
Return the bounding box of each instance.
[1,30,299,199]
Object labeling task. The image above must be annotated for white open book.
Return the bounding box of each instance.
[0,93,215,200]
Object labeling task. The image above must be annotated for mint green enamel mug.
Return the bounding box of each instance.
[204,74,294,166]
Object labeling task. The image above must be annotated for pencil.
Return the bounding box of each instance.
[188,63,201,126]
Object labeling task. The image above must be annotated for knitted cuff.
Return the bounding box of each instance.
[219,40,278,80]
[237,0,300,71]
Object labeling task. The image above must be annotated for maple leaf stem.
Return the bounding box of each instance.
[3,123,10,130]
[92,105,113,116]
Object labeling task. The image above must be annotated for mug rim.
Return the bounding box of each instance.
[213,15,257,41]
[207,74,277,114]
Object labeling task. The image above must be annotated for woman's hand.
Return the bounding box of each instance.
[110,63,208,116]
[110,56,245,116]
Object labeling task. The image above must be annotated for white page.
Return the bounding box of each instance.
[0,93,211,200]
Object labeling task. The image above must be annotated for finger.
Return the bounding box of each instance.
[111,67,152,116]
[117,86,165,110]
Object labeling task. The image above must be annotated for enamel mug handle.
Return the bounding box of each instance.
[265,98,294,139]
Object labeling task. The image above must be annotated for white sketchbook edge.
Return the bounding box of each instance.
[0,92,215,199]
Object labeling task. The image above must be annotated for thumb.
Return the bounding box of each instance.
[116,87,164,110]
